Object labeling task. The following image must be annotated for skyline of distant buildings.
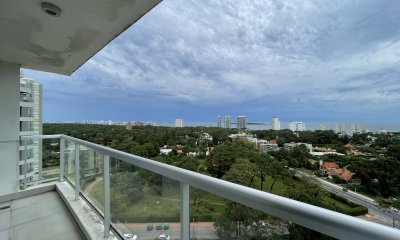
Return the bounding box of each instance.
[336,123,346,133]
[49,118,392,134]
[351,124,363,134]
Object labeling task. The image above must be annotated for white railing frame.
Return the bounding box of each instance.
[20,134,400,240]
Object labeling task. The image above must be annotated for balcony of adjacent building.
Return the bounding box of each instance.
[20,82,32,94]
[20,107,34,122]
[19,93,34,108]
[19,121,34,136]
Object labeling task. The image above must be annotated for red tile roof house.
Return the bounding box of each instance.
[320,162,355,182]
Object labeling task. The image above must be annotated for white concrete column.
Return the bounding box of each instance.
[0,61,20,195]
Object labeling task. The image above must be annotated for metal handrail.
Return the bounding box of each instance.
[22,134,400,240]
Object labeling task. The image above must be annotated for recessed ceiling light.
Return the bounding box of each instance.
[41,2,62,17]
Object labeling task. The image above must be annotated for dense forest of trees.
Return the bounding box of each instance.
[44,123,400,198]
[43,123,400,239]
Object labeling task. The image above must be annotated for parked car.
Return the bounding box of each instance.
[123,233,138,240]
[156,223,162,230]
[147,223,153,231]
[158,234,171,240]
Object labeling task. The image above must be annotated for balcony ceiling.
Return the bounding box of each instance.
[0,0,161,75]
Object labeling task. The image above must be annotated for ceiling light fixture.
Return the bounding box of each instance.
[41,2,62,17]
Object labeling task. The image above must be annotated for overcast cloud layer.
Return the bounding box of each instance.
[24,0,400,125]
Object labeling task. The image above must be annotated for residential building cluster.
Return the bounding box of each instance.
[228,133,327,155]
[226,132,356,183]
[159,133,214,157]
[214,115,308,132]
[125,121,145,130]
[216,115,233,128]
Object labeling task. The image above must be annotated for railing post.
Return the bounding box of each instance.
[180,183,190,240]
[75,143,80,200]
[59,137,65,182]
[103,154,111,237]
[22,138,28,190]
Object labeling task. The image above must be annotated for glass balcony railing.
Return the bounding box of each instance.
[20,134,400,240]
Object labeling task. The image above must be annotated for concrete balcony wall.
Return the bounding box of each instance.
[0,61,20,195]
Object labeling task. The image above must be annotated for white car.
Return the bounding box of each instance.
[158,234,171,240]
[124,233,138,240]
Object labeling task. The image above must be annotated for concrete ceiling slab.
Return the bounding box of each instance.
[0,0,161,75]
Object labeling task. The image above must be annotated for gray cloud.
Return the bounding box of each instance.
[26,0,400,119]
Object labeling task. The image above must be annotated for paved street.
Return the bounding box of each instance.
[122,222,219,240]
[43,168,60,176]
[295,169,400,229]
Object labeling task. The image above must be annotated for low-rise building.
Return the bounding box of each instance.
[378,129,388,135]
[229,133,258,144]
[206,146,214,156]
[260,143,279,153]
[314,147,337,152]
[125,122,132,130]
[199,132,213,141]
[187,152,199,157]
[311,152,345,157]
[320,161,355,182]
[160,148,173,155]
[284,142,313,152]
[134,121,144,126]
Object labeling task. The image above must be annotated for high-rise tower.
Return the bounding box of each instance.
[175,118,183,127]
[217,115,222,128]
[272,116,280,130]
[224,116,231,128]
[19,77,42,184]
[237,115,247,130]
[289,122,305,131]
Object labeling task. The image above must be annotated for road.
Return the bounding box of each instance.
[294,169,400,229]
[122,222,218,240]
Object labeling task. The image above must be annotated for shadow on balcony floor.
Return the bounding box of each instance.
[0,191,85,240]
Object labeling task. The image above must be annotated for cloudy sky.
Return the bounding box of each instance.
[24,0,400,126]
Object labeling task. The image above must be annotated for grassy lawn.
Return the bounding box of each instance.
[89,179,181,221]
[43,165,60,171]
[86,174,366,222]
[256,176,367,216]
[261,176,295,195]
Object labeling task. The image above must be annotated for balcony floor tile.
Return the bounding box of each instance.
[2,191,84,240]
